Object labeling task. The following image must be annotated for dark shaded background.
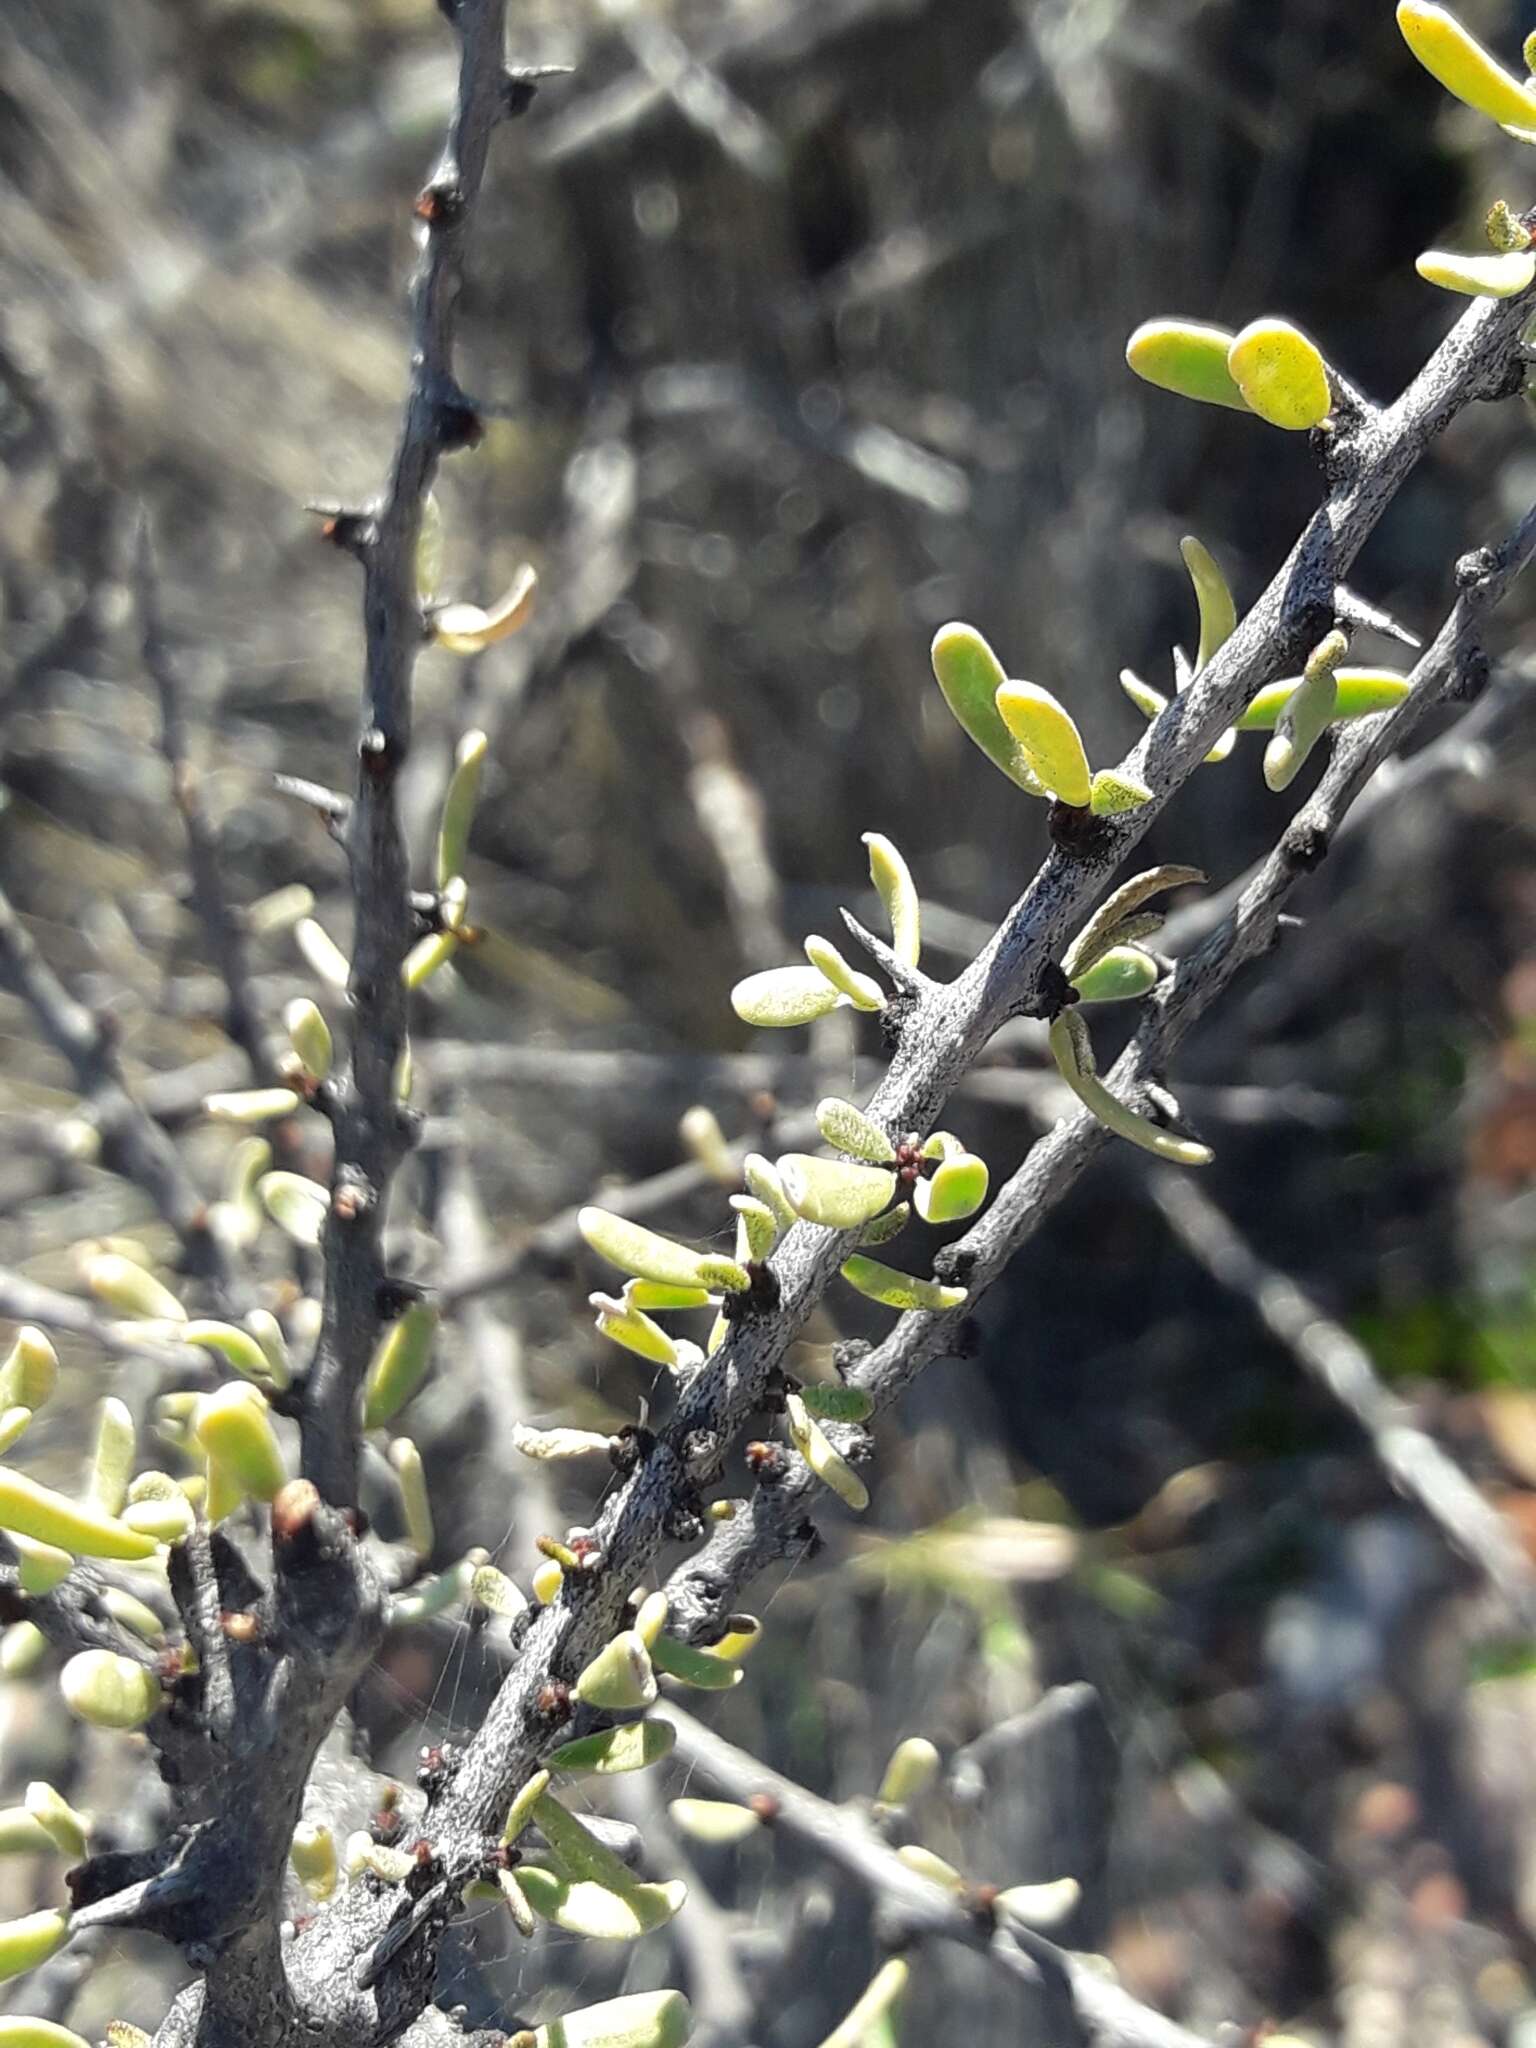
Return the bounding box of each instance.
[5,0,1536,2042]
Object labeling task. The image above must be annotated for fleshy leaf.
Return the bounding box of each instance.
[389,1438,434,1558]
[283,998,332,1081]
[516,1866,686,1941]
[819,1959,910,2048]
[839,1256,967,1313]
[798,1382,877,1422]
[362,1302,440,1430]
[650,1635,743,1691]
[1119,668,1168,721]
[1062,865,1205,981]
[24,1784,87,1859]
[876,1736,941,1809]
[728,1196,779,1264]
[0,1331,56,1414]
[995,1877,1082,1929]
[669,1799,762,1845]
[994,681,1093,808]
[1124,319,1250,411]
[1417,248,1536,297]
[430,563,537,654]
[59,1650,160,1730]
[83,1254,186,1325]
[258,1172,328,1248]
[1071,944,1160,1004]
[204,1088,301,1124]
[777,1155,896,1230]
[1397,1,1536,128]
[803,935,884,1012]
[730,965,841,1028]
[182,1320,284,1389]
[193,1386,288,1502]
[1226,319,1331,431]
[786,1391,869,1511]
[291,1820,338,1901]
[578,1209,749,1294]
[1264,628,1346,791]
[0,1469,156,1563]
[929,623,1049,794]
[1180,535,1236,671]
[591,1293,685,1369]
[1088,769,1153,817]
[1049,1011,1213,1167]
[524,1991,693,2048]
[548,1722,677,1777]
[437,729,489,887]
[814,1098,896,1164]
[1236,667,1410,731]
[862,831,921,967]
[0,1910,69,1985]
[914,1153,989,1225]
[742,1155,798,1236]
[574,1630,657,1711]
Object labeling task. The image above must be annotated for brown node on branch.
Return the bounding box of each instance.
[270,1479,322,1546]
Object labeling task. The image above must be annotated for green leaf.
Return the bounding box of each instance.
[193,1385,288,1501]
[1088,769,1153,816]
[840,1256,967,1313]
[1179,535,1236,671]
[1119,668,1168,721]
[862,831,921,968]
[798,1381,877,1422]
[23,1784,87,1859]
[578,1208,749,1294]
[83,1253,186,1325]
[0,1469,156,1563]
[1264,628,1345,791]
[1417,247,1536,297]
[591,1294,685,1369]
[0,1331,55,1414]
[786,1392,869,1511]
[548,1722,677,1777]
[525,1991,693,2048]
[1226,319,1331,431]
[929,623,1049,794]
[776,1155,896,1230]
[650,1634,743,1691]
[59,1650,160,1730]
[730,965,841,1028]
[1124,319,1251,411]
[668,1799,762,1845]
[362,1302,440,1430]
[914,1153,989,1225]
[0,1910,69,1985]
[814,1097,896,1164]
[574,1630,657,1711]
[1071,944,1160,1004]
[728,1196,779,1263]
[876,1736,941,1808]
[994,680,1093,808]
[437,729,488,887]
[283,998,332,1081]
[517,1866,687,1941]
[1062,864,1205,981]
[1048,1012,1212,1166]
[1236,667,1410,731]
[258,1172,328,1248]
[803,936,884,1012]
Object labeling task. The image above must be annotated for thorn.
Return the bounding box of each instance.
[1333,584,1422,649]
[501,63,573,119]
[838,908,933,999]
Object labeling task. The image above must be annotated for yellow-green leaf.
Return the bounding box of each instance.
[776,1155,896,1230]
[1397,0,1536,127]
[840,1256,967,1313]
[1416,247,1536,297]
[1226,319,1331,431]
[1124,319,1251,412]
[928,624,1049,794]
[994,681,1093,808]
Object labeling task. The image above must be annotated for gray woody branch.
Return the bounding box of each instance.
[270,277,1536,2043]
